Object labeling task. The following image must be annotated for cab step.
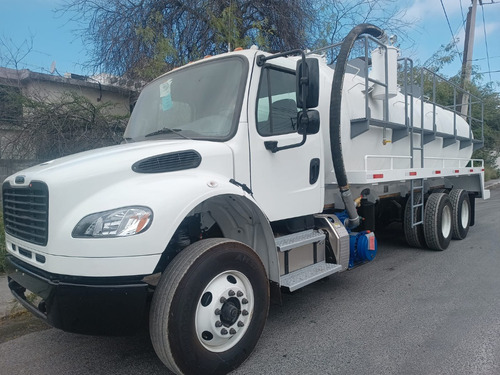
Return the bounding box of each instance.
[275,229,325,252]
[280,261,342,292]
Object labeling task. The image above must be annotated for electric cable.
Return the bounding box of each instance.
[480,4,493,81]
[440,0,462,58]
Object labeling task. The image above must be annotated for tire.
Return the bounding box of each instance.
[424,193,453,251]
[404,191,426,248]
[150,238,269,375]
[449,189,470,240]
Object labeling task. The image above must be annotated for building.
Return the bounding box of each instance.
[0,67,139,180]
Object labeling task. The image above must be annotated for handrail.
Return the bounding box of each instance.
[363,154,483,171]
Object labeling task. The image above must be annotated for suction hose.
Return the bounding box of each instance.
[330,24,385,229]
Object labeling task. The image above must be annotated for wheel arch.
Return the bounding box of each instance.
[155,191,279,283]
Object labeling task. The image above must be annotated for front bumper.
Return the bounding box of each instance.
[6,255,151,335]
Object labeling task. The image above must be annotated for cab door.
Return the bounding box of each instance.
[248,59,324,222]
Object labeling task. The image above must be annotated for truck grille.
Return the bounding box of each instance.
[2,181,49,246]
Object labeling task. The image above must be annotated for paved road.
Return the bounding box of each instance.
[1,187,499,375]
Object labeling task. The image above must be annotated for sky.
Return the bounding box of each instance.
[0,0,499,88]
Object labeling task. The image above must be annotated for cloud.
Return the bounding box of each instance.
[405,0,465,22]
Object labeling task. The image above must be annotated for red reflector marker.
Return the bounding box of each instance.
[409,171,417,176]
[435,170,441,174]
[373,174,384,179]
[470,169,474,172]
[482,168,485,171]
[454,170,460,173]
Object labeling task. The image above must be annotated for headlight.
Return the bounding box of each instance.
[72,206,153,238]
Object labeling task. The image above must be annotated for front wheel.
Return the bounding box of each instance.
[150,238,269,375]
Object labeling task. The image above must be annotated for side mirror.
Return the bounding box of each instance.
[297,110,320,135]
[296,58,320,109]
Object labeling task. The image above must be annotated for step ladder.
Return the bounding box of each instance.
[409,96,425,227]
[276,229,342,292]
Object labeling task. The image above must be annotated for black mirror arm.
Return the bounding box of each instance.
[264,133,307,153]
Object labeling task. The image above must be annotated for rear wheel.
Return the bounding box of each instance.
[404,191,426,248]
[424,193,453,251]
[449,189,470,240]
[150,238,269,375]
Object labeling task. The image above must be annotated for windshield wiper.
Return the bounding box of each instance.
[145,127,191,139]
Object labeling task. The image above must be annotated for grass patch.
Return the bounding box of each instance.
[485,164,500,181]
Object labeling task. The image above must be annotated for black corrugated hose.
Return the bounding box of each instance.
[329,23,385,228]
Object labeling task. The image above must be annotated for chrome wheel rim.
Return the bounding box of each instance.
[195,270,254,352]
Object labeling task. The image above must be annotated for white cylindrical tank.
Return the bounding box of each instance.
[370,46,398,100]
[323,72,474,177]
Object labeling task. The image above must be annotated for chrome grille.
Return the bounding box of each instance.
[2,181,49,246]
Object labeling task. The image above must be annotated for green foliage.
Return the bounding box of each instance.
[134,11,176,80]
[208,3,251,51]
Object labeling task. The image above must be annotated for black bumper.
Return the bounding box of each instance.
[6,255,151,335]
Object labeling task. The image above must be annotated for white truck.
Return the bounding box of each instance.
[3,24,489,374]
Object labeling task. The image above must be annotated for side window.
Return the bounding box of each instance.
[256,68,298,136]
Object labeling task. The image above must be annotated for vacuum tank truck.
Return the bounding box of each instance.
[3,24,489,374]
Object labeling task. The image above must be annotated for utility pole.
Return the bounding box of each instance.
[460,0,478,117]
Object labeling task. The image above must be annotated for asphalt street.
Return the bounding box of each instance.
[0,186,499,375]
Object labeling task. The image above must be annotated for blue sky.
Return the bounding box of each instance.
[1,0,499,87]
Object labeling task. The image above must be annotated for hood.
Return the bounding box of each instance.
[5,140,235,188]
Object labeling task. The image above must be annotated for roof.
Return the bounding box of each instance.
[0,66,139,95]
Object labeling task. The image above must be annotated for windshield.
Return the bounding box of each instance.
[124,56,248,141]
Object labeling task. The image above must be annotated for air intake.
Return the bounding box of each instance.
[3,181,49,246]
[132,150,202,173]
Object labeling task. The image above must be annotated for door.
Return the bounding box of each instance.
[248,59,324,222]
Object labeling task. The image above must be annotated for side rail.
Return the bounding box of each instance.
[309,35,484,151]
[400,63,484,151]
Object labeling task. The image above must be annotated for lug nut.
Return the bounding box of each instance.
[242,310,249,316]
[215,308,221,315]
[228,290,235,296]
[220,297,227,303]
[229,328,236,335]
[242,298,248,304]
[215,321,222,327]
[237,321,244,327]
[237,291,243,297]
[221,328,228,335]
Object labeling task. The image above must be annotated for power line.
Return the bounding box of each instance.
[480,4,493,81]
[473,55,500,61]
[440,0,462,58]
[459,0,467,29]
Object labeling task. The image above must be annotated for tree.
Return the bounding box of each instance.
[309,0,413,50]
[60,0,314,80]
